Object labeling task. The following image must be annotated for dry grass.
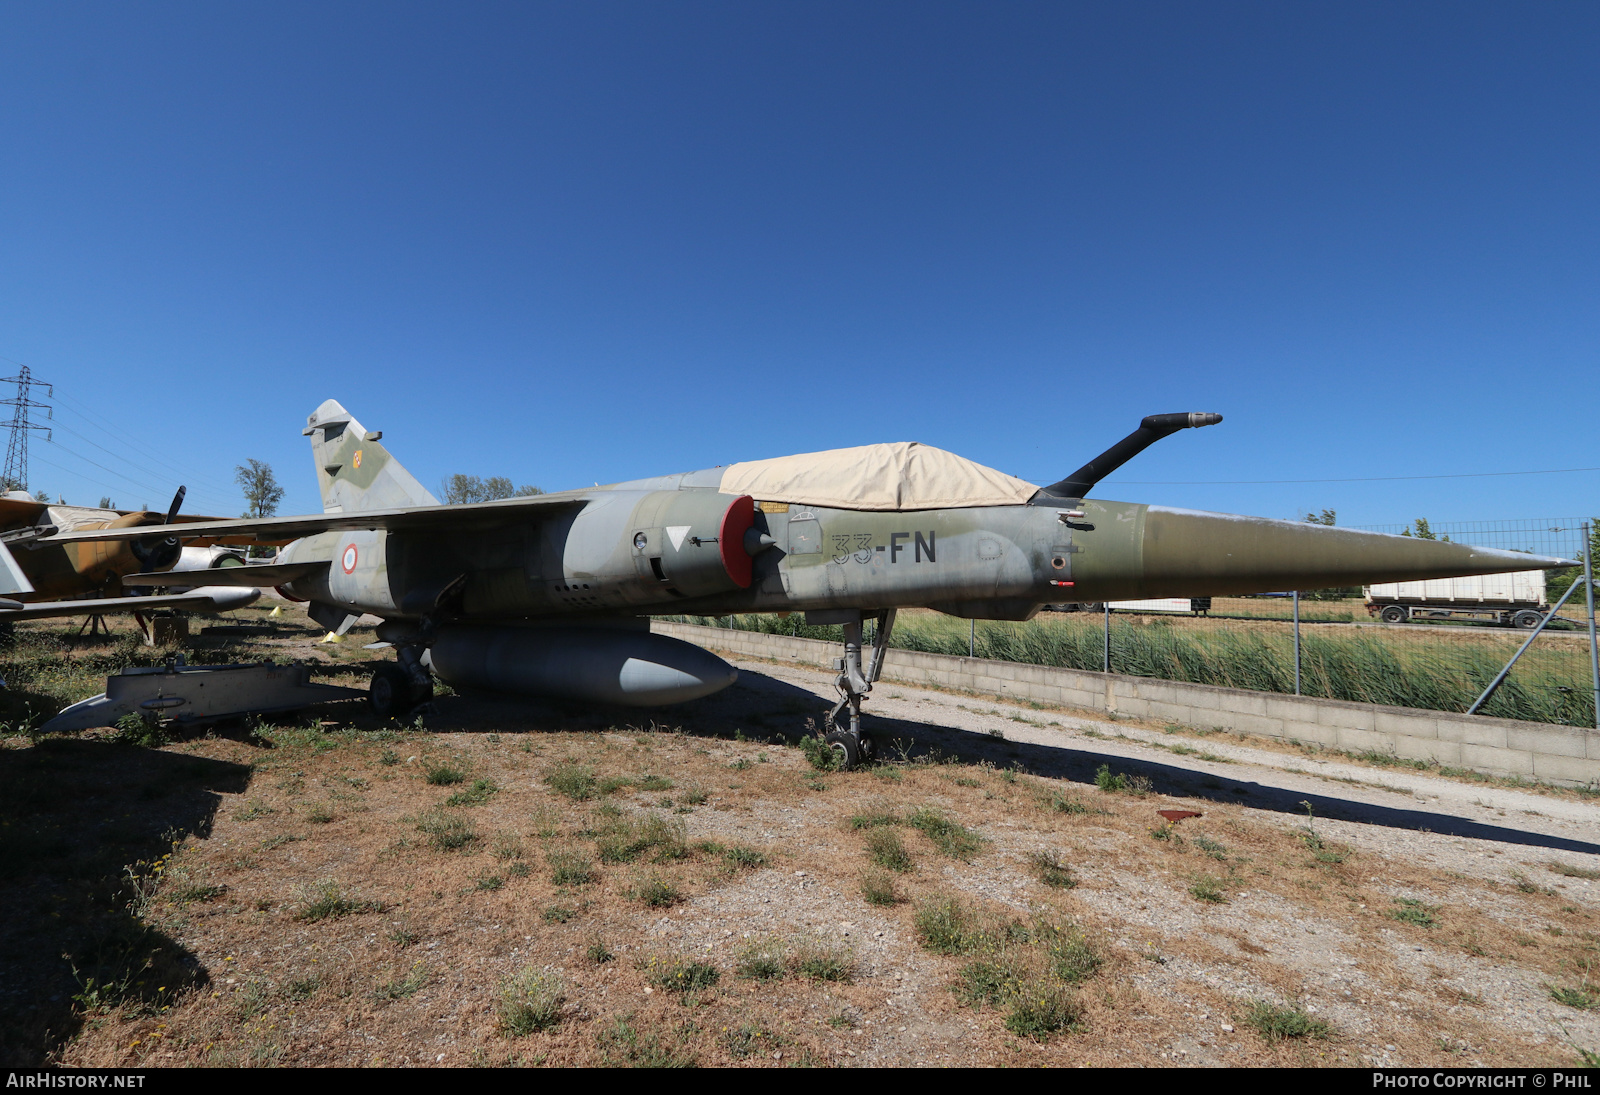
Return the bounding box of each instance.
[2,601,1597,1068]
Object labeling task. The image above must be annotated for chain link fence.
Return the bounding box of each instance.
[679,518,1600,728]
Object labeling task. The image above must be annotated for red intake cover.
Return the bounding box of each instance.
[719,495,756,589]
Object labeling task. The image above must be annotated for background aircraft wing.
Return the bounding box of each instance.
[121,561,330,588]
[0,587,261,620]
[32,492,590,546]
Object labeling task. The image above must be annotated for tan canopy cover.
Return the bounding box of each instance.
[718,442,1038,512]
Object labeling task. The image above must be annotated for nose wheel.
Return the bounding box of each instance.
[815,608,895,769]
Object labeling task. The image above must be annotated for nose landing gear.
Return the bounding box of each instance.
[813,608,896,769]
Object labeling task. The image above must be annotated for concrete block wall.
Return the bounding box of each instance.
[653,621,1600,788]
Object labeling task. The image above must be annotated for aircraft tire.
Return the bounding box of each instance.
[823,731,861,771]
[369,664,413,718]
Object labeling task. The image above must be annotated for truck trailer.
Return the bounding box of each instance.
[1048,598,1213,615]
[1365,570,1548,628]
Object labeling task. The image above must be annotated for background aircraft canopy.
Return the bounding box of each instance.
[719,442,1038,512]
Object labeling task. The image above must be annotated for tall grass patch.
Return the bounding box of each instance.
[914,896,1097,1040]
[1240,999,1332,1041]
[679,611,1596,725]
[498,967,565,1035]
[416,807,479,851]
[595,814,688,865]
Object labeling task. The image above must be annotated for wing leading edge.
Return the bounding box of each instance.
[33,493,590,546]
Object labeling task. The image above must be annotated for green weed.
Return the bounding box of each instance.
[860,870,903,906]
[374,962,429,1000]
[906,807,984,860]
[1386,897,1439,928]
[627,875,682,908]
[1549,861,1600,881]
[736,938,787,982]
[866,828,913,872]
[791,939,853,982]
[1028,850,1076,889]
[597,1014,697,1068]
[546,761,598,801]
[798,735,841,772]
[548,850,597,886]
[644,956,720,995]
[1004,980,1083,1041]
[423,761,467,786]
[499,966,565,1035]
[295,880,381,922]
[596,814,689,865]
[416,807,480,851]
[445,778,498,806]
[1241,999,1332,1041]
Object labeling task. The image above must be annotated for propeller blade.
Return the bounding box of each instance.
[165,485,187,525]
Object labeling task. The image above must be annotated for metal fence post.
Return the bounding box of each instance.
[969,617,975,659]
[1103,602,1111,673]
[1585,521,1598,732]
[1293,591,1301,696]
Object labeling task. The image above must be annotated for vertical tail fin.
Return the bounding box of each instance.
[303,399,438,513]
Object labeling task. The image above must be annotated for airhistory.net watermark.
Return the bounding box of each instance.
[6,1075,145,1088]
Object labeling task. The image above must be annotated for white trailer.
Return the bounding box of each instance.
[1109,598,1207,614]
[1365,570,1548,628]
[1047,598,1212,615]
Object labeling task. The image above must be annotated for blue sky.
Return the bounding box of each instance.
[0,2,1595,533]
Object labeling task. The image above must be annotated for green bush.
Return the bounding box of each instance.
[799,734,841,772]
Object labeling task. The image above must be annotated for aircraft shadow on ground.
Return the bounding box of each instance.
[0,740,252,1067]
[429,665,1600,860]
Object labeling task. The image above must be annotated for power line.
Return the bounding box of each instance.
[0,354,260,508]
[41,419,235,511]
[50,390,245,499]
[31,447,200,511]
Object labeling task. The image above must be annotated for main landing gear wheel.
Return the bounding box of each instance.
[369,663,433,718]
[369,664,411,717]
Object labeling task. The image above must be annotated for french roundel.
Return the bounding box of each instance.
[341,544,358,574]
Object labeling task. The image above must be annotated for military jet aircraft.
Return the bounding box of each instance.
[46,400,1578,766]
[0,488,263,623]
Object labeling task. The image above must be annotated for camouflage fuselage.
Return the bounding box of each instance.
[276,484,1533,626]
